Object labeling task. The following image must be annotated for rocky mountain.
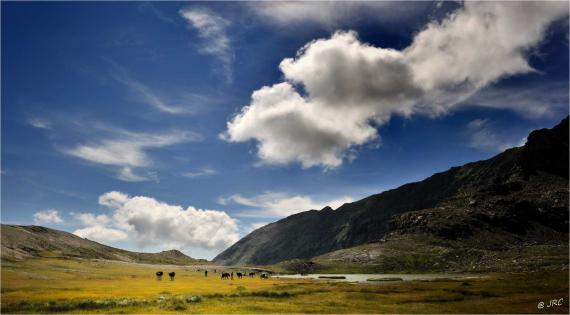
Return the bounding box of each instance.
[214,117,569,269]
[1,224,206,265]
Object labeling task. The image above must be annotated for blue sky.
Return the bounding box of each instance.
[2,1,568,259]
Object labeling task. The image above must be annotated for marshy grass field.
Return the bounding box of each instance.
[1,258,568,314]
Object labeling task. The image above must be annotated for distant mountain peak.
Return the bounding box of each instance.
[157,249,191,258]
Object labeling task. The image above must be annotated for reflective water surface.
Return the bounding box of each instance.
[273,273,481,283]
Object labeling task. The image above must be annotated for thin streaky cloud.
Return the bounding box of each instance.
[248,1,429,28]
[179,7,233,83]
[64,127,201,182]
[138,2,177,25]
[466,118,525,152]
[109,61,193,114]
[463,82,569,119]
[28,118,52,129]
[182,168,218,178]
[219,192,353,218]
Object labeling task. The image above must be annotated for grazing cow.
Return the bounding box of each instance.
[236,272,243,279]
[260,273,268,279]
[249,272,255,278]
[156,271,163,280]
[221,272,230,280]
[169,272,176,281]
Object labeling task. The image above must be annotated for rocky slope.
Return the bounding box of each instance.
[1,224,206,265]
[215,117,569,268]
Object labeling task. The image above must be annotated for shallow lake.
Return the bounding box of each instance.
[273,273,480,283]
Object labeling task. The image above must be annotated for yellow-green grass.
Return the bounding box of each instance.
[2,258,568,313]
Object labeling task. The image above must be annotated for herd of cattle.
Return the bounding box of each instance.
[155,269,270,281]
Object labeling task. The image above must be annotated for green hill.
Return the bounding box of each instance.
[1,224,208,265]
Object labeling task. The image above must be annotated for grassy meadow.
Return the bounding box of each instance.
[1,258,568,313]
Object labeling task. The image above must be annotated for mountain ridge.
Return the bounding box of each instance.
[214,116,569,267]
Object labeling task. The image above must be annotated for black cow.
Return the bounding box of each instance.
[260,273,269,279]
[221,272,230,280]
[236,272,243,279]
[249,272,255,278]
[156,271,163,280]
[169,272,176,281]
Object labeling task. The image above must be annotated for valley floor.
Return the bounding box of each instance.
[1,258,568,314]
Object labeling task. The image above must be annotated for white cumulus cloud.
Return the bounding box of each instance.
[73,191,240,250]
[74,225,129,242]
[219,192,353,218]
[33,209,64,225]
[223,1,568,169]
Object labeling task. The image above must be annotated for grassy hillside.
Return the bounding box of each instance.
[1,225,207,265]
[309,235,569,274]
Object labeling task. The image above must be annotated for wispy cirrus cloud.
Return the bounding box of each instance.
[462,81,569,119]
[64,127,201,182]
[138,2,177,25]
[28,117,52,129]
[250,222,268,230]
[179,7,233,83]
[182,168,218,178]
[110,62,195,114]
[218,191,353,218]
[466,118,526,152]
[248,1,429,28]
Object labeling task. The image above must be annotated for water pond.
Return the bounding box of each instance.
[272,273,481,283]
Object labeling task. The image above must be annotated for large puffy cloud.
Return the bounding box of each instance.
[73,191,240,250]
[74,225,128,242]
[223,1,568,169]
[404,1,568,109]
[222,81,378,168]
